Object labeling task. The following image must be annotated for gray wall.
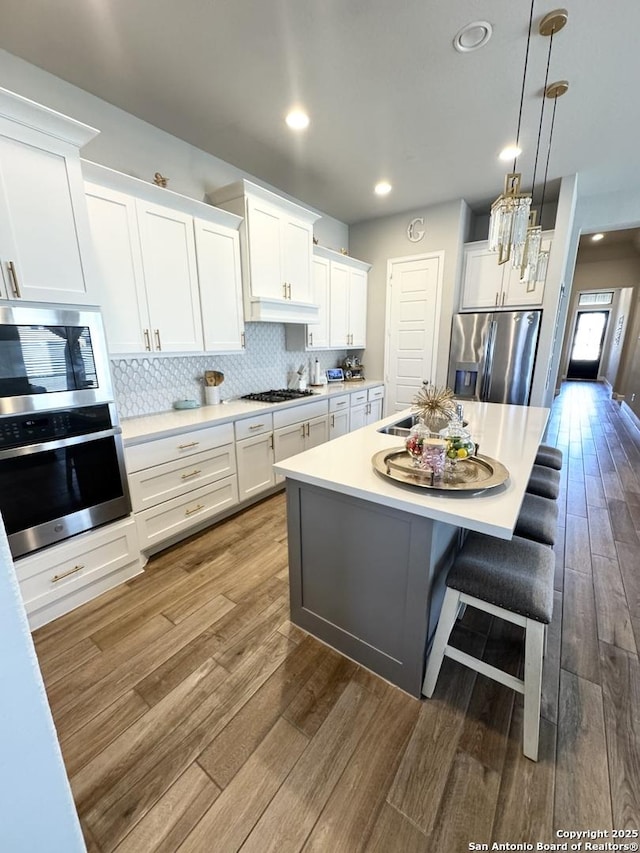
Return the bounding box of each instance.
[349,199,470,386]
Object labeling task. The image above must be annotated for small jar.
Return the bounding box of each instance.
[405,421,431,466]
[439,423,475,473]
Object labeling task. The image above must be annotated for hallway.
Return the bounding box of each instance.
[32,381,640,851]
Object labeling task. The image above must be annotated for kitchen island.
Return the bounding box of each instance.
[274,400,549,696]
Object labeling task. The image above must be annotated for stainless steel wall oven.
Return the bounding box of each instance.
[0,303,131,558]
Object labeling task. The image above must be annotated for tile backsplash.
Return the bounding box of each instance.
[111,323,352,418]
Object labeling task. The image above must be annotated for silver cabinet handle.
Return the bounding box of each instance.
[335,401,346,407]
[288,283,292,299]
[154,329,162,350]
[249,423,265,430]
[501,291,506,306]
[300,424,306,438]
[52,563,84,583]
[7,261,21,297]
[181,469,201,479]
[283,283,288,299]
[143,329,151,351]
[241,331,246,348]
[308,332,313,346]
[495,292,499,306]
[306,422,310,437]
[177,441,200,450]
[331,414,335,428]
[269,435,274,450]
[185,503,205,517]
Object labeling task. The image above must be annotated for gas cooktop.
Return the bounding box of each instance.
[241,389,316,404]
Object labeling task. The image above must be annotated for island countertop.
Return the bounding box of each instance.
[274,400,549,540]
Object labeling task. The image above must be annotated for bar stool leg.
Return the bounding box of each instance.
[523,619,545,761]
[423,587,461,698]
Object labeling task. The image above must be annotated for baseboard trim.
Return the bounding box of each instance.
[620,401,640,433]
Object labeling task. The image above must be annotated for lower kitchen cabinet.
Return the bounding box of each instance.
[350,385,384,430]
[273,399,330,484]
[329,393,350,439]
[14,516,142,630]
[235,414,275,500]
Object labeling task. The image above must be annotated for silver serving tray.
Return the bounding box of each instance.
[372,448,509,492]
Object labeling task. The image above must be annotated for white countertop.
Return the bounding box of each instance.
[274,401,549,540]
[120,380,384,445]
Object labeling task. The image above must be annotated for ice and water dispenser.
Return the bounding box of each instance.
[451,362,480,400]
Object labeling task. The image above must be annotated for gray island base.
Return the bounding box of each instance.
[286,479,461,697]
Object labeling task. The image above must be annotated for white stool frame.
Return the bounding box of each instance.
[423,587,546,761]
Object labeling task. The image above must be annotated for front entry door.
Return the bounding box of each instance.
[385,253,444,413]
[567,311,609,380]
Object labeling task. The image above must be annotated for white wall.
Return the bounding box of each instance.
[0,49,348,250]
[0,518,85,852]
[349,199,470,385]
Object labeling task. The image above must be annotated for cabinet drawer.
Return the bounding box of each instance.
[368,386,384,401]
[350,389,368,406]
[234,412,274,441]
[273,398,328,430]
[125,422,234,472]
[128,443,236,512]
[16,517,140,613]
[329,394,350,413]
[136,476,239,550]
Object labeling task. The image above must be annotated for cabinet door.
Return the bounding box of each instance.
[502,237,551,308]
[460,245,504,311]
[236,433,275,500]
[246,197,283,300]
[350,403,368,431]
[348,268,367,347]
[194,217,245,353]
[306,254,330,348]
[0,134,91,303]
[273,422,306,462]
[366,399,383,424]
[85,183,150,354]
[329,408,350,439]
[282,214,312,303]
[329,261,350,347]
[305,414,329,449]
[135,200,203,352]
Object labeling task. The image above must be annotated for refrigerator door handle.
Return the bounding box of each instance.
[481,320,497,401]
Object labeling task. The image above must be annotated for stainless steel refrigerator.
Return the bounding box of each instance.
[447,310,542,405]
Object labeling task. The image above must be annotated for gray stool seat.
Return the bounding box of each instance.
[535,444,563,470]
[527,464,561,500]
[447,532,555,623]
[514,492,559,546]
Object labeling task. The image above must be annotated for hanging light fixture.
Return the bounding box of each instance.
[520,9,569,289]
[488,0,536,265]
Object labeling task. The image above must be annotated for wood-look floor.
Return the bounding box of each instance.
[34,381,640,852]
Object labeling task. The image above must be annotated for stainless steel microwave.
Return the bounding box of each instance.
[0,302,114,416]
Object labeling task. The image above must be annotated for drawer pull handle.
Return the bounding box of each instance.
[52,564,85,583]
[336,401,346,406]
[185,503,205,517]
[181,469,201,479]
[178,441,200,449]
[8,261,22,298]
[249,424,265,430]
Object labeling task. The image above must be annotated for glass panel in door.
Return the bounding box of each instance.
[567,311,608,380]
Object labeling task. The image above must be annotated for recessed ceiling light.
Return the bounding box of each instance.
[499,145,522,161]
[285,109,310,131]
[591,233,605,242]
[453,21,493,53]
[374,181,392,196]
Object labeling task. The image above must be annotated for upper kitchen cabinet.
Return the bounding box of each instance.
[329,252,370,348]
[460,235,553,312]
[84,162,243,355]
[0,87,99,304]
[209,180,321,324]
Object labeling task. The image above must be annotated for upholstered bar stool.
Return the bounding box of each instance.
[526,463,561,500]
[514,492,559,546]
[535,444,563,471]
[423,532,555,761]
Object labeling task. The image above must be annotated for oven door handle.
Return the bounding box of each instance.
[0,427,123,461]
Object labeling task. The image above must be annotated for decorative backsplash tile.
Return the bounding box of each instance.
[111,323,352,418]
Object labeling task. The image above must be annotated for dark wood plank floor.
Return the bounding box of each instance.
[34,381,640,851]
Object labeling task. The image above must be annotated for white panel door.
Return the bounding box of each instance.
[460,244,504,310]
[329,408,350,439]
[385,253,444,413]
[85,183,150,354]
[282,215,312,303]
[348,267,367,347]
[305,414,329,449]
[0,135,90,303]
[194,217,245,353]
[306,254,330,348]
[329,262,349,347]
[136,200,203,352]
[246,198,282,299]
[236,433,275,500]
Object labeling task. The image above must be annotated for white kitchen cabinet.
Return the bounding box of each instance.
[194,215,245,352]
[305,252,331,349]
[350,385,384,431]
[460,236,552,311]
[0,87,99,304]
[273,399,329,483]
[329,393,350,439]
[235,414,275,500]
[209,179,320,323]
[84,163,244,355]
[329,255,370,348]
[14,516,142,630]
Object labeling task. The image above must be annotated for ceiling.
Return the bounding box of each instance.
[0,0,638,224]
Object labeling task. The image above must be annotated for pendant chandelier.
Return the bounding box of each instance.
[489,5,569,287]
